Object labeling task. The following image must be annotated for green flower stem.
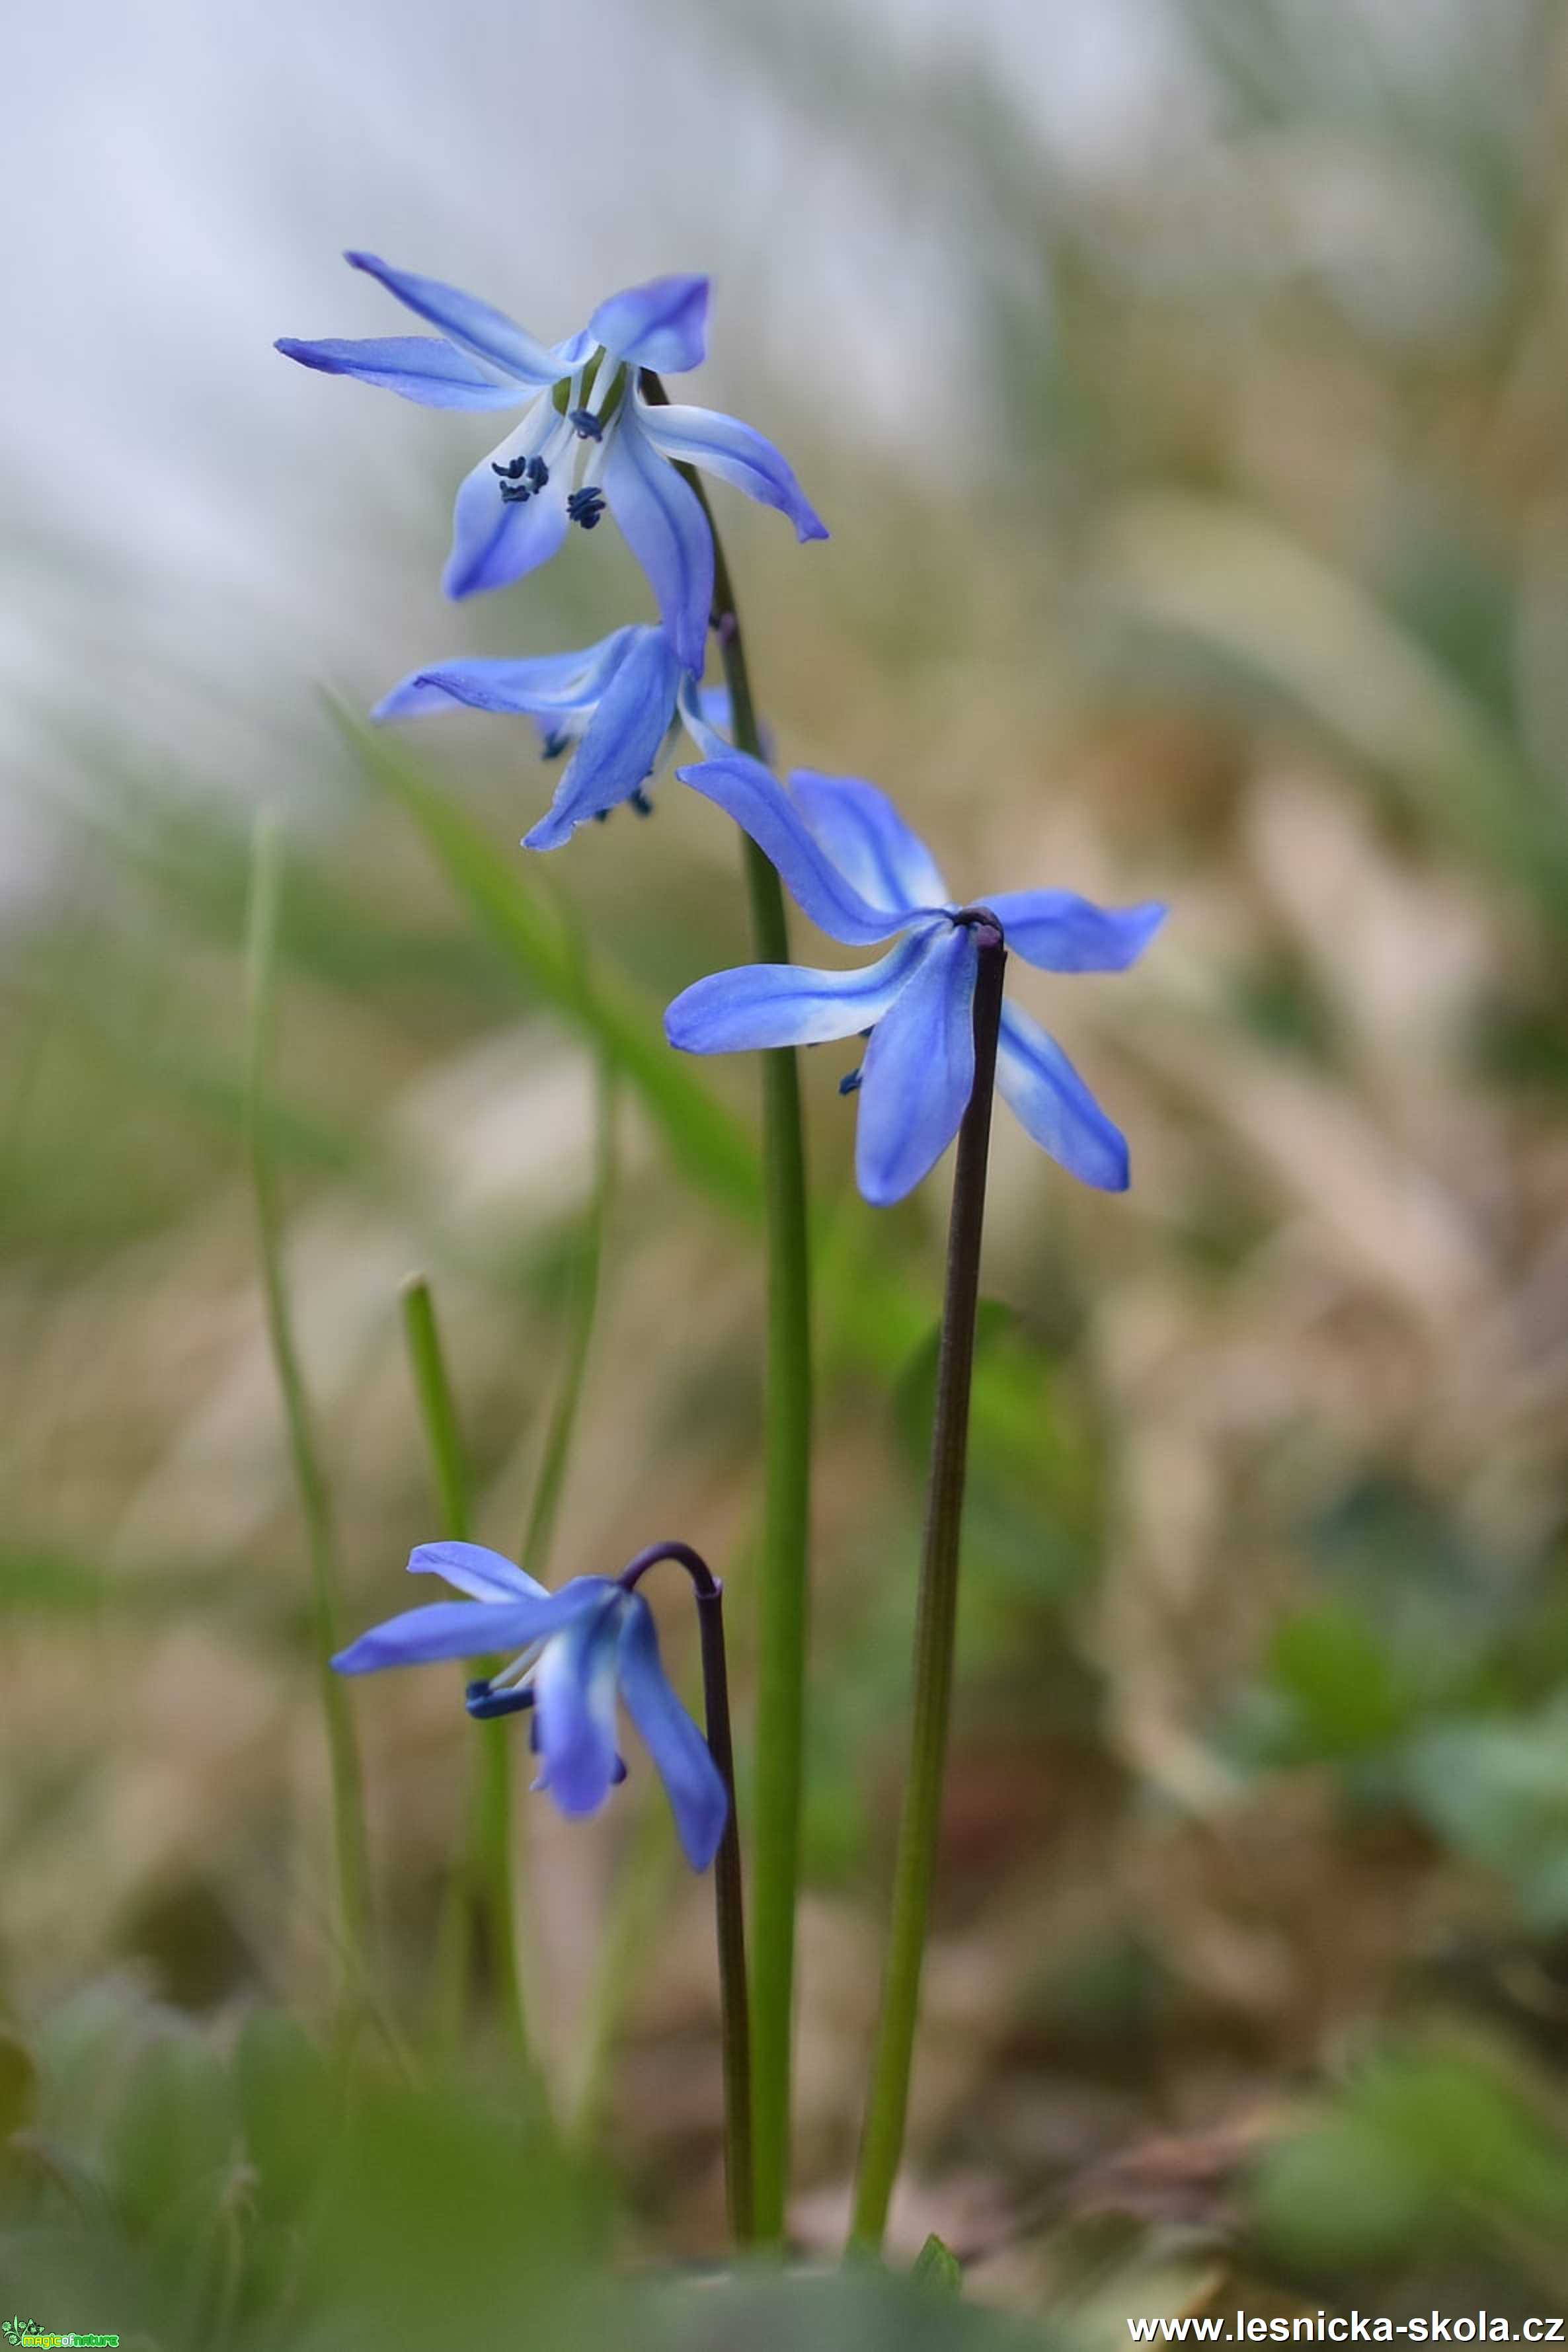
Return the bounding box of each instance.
[244,814,371,2002]
[642,370,814,2243]
[401,1274,527,2060]
[850,923,1007,2252]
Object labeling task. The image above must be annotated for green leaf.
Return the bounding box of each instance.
[912,2232,963,2294]
[337,707,759,1215]
[1401,1693,1568,1925]
[1267,1601,1411,1758]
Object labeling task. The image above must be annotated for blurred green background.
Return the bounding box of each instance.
[6,0,1568,2338]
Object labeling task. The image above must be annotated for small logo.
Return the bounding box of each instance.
[2,2330,118,2349]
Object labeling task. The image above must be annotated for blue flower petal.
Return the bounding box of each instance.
[786,771,949,918]
[407,1540,550,1603]
[331,1579,608,1674]
[344,252,566,387]
[444,422,569,600]
[524,628,684,850]
[588,275,709,372]
[855,925,979,1206]
[995,1001,1129,1190]
[677,754,916,945]
[615,1593,727,1871]
[635,399,827,541]
[986,892,1167,974]
[274,335,522,410]
[533,1594,625,1817]
[665,931,933,1052]
[676,677,732,763]
[602,408,714,674]
[373,631,639,723]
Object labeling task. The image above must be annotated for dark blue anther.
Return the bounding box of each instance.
[539,729,570,762]
[491,455,529,481]
[593,806,611,824]
[629,785,654,817]
[567,487,606,530]
[465,1679,537,1721]
[568,409,604,442]
[838,1067,863,1096]
[499,481,533,504]
[526,455,549,489]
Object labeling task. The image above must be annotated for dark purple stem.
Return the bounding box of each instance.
[617,1542,754,2244]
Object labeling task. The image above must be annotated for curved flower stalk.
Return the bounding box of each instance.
[373,625,721,850]
[278,255,827,668]
[664,755,1166,1204]
[333,1539,727,1871]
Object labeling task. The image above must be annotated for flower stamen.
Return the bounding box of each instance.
[465,1678,536,1721]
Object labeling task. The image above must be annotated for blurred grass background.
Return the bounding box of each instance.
[6,0,1568,2337]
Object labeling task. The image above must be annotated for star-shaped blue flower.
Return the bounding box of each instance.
[373,623,702,850]
[278,256,827,672]
[333,1541,727,1869]
[664,754,1165,1206]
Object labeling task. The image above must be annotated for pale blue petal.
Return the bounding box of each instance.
[588,275,709,372]
[665,931,933,1052]
[787,771,949,917]
[602,409,713,674]
[274,335,522,410]
[676,755,914,945]
[373,631,638,723]
[996,1001,1129,1190]
[407,1540,549,1603]
[444,427,568,600]
[332,1579,608,1673]
[344,252,565,387]
[635,399,828,541]
[533,1594,626,1817]
[675,677,730,762]
[986,892,1167,974]
[524,629,683,849]
[855,925,978,1206]
[616,1594,726,1871]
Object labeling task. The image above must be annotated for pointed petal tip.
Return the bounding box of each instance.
[680,1793,727,1873]
[520,818,568,852]
[855,1167,911,1210]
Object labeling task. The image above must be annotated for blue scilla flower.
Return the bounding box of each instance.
[373,623,699,850]
[333,1541,728,1869]
[278,256,827,670]
[664,754,1165,1206]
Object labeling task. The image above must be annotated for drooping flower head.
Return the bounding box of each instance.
[333,1540,727,1869]
[278,256,827,672]
[372,623,704,850]
[664,752,1165,1206]
[373,631,765,851]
